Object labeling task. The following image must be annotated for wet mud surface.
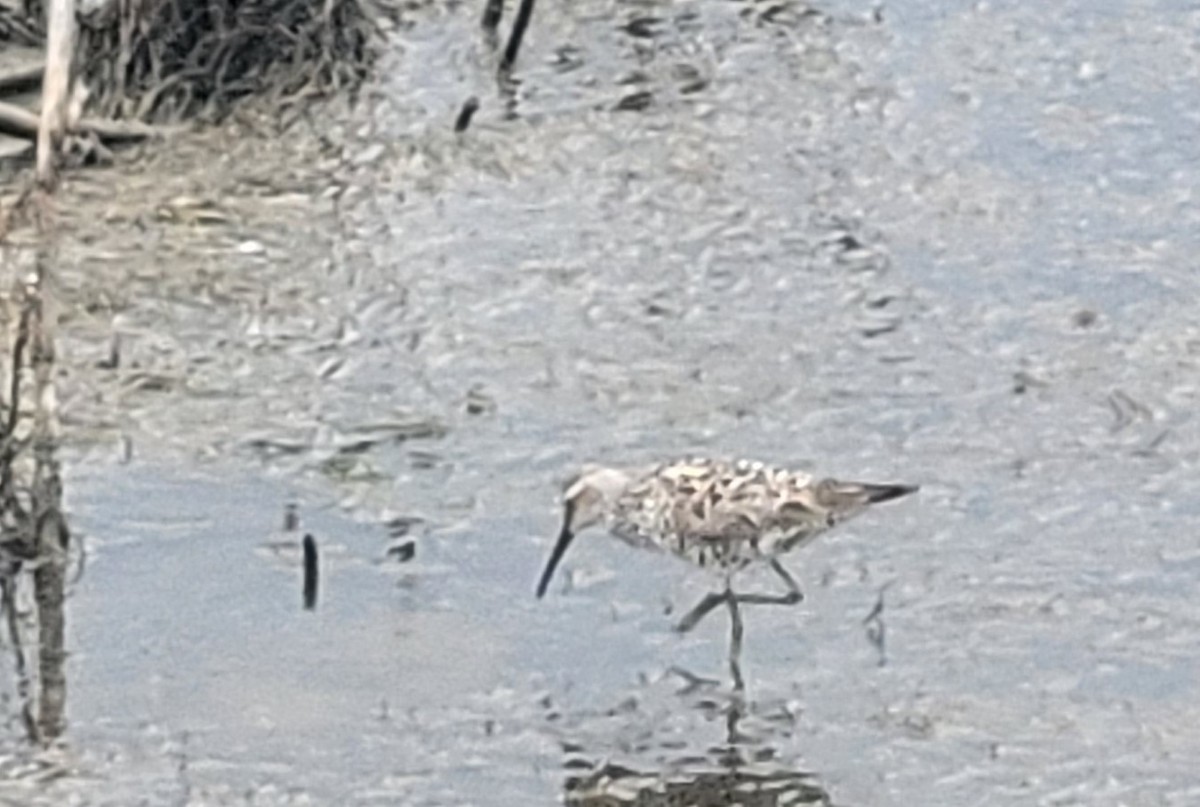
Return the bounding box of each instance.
[2,0,1198,803]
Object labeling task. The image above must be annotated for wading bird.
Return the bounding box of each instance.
[535,458,917,688]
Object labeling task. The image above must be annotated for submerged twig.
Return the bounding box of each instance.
[284,502,299,532]
[862,581,894,668]
[454,96,479,133]
[480,0,503,33]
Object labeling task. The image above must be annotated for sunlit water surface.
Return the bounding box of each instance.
[1,0,1197,804]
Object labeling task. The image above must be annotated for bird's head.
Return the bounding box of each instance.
[534,465,635,598]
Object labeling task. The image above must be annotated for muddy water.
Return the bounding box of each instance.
[2,0,1197,803]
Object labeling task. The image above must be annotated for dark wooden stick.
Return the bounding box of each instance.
[500,0,536,72]
[302,534,319,610]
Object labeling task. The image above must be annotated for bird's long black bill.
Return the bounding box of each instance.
[535,501,576,598]
[863,483,920,504]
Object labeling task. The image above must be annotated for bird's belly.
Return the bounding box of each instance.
[608,512,818,573]
[680,540,761,574]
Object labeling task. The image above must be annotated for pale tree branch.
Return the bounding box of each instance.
[36,0,78,190]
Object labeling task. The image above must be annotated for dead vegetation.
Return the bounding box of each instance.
[75,0,395,123]
[0,0,395,177]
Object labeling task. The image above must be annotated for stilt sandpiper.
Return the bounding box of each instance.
[535,458,918,687]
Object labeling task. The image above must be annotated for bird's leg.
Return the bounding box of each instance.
[727,588,745,693]
[770,558,804,601]
[725,684,749,745]
[675,590,730,633]
[667,665,721,695]
[729,559,805,608]
[676,560,803,632]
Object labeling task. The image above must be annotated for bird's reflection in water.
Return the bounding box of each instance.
[555,690,834,807]
[564,762,830,807]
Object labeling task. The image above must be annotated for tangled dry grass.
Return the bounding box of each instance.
[81,0,396,122]
[2,0,395,124]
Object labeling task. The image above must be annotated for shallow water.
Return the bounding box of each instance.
[2,0,1198,803]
